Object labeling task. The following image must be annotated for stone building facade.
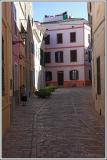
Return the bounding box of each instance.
[2,2,12,135]
[87,2,105,116]
[42,13,92,88]
[12,2,34,98]
[2,2,35,135]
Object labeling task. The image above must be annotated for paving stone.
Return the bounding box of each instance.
[2,87,105,158]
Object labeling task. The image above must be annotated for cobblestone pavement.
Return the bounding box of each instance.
[3,87,105,158]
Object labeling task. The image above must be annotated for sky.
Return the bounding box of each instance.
[32,2,88,22]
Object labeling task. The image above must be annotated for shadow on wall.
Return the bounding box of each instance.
[36,68,45,91]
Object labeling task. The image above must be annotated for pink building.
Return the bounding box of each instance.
[42,13,92,88]
[11,3,21,102]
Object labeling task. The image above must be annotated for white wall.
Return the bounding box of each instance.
[33,23,45,90]
[84,24,91,47]
[43,19,91,85]
[45,47,84,66]
[45,66,84,81]
[45,27,84,49]
[14,2,32,31]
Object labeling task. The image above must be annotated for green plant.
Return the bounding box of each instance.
[35,88,51,98]
[35,90,38,95]
[45,85,57,92]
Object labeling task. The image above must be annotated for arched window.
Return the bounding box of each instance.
[69,70,79,80]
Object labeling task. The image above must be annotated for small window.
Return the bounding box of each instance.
[2,36,5,96]
[31,42,34,54]
[45,35,50,45]
[13,4,16,21]
[90,2,92,12]
[10,79,12,89]
[70,50,77,62]
[89,70,92,80]
[69,70,79,80]
[14,22,17,35]
[55,51,63,63]
[97,57,101,94]
[13,4,17,35]
[57,33,63,44]
[45,71,52,81]
[40,49,45,66]
[70,32,76,42]
[88,51,91,62]
[45,52,51,63]
[88,34,91,43]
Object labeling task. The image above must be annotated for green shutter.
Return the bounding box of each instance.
[63,14,68,20]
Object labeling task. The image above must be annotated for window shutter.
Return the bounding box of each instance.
[55,52,58,62]
[76,70,79,80]
[57,33,63,44]
[70,32,76,42]
[69,71,71,80]
[2,36,5,95]
[60,51,63,62]
[45,35,50,44]
[70,70,79,80]
[97,57,101,94]
[45,52,51,63]
[70,50,77,62]
[45,71,52,81]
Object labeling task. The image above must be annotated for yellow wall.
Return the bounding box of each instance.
[2,2,12,135]
[88,2,105,116]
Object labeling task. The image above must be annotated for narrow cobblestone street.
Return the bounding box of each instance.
[3,87,105,158]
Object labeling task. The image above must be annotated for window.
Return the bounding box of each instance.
[88,34,91,43]
[45,52,51,63]
[10,79,12,90]
[45,35,50,44]
[13,4,17,35]
[13,4,16,21]
[70,50,77,62]
[14,22,17,35]
[40,49,45,66]
[97,57,101,94]
[88,51,91,62]
[31,42,34,54]
[29,41,31,54]
[45,71,52,81]
[14,64,18,91]
[23,66,25,84]
[89,70,92,80]
[57,33,63,44]
[69,70,79,80]
[2,36,5,96]
[20,65,22,86]
[89,2,92,12]
[70,32,76,42]
[55,51,63,63]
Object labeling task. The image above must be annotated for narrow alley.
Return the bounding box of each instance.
[3,87,105,158]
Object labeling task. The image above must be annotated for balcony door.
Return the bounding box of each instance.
[57,71,64,86]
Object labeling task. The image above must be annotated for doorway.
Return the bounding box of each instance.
[57,71,64,86]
